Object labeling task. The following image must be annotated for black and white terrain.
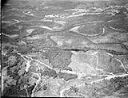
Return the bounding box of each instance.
[1,0,128,97]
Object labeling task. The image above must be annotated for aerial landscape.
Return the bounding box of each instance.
[1,0,128,97]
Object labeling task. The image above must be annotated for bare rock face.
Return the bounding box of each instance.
[1,0,128,97]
